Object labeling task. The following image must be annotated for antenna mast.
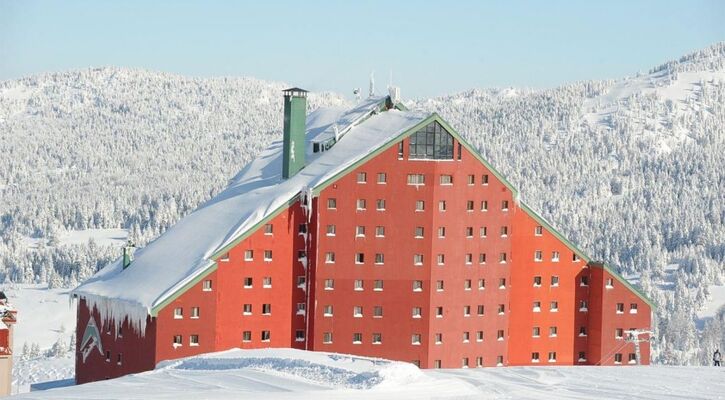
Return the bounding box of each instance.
[621,329,653,365]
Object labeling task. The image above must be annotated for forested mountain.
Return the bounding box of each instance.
[1,43,723,365]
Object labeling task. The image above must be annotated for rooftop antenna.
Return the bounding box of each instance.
[353,88,361,102]
[369,71,375,98]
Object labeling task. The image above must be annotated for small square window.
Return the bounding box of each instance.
[376,199,386,210]
[324,279,334,290]
[414,226,424,238]
[262,276,272,288]
[465,227,474,237]
[532,327,540,337]
[532,352,540,362]
[327,198,337,209]
[437,254,445,265]
[550,301,559,312]
[323,332,333,344]
[497,330,505,341]
[467,174,475,185]
[372,333,382,344]
[498,304,505,314]
[415,200,425,211]
[616,303,624,313]
[438,200,447,211]
[413,280,423,292]
[480,200,488,211]
[262,304,272,315]
[173,335,182,346]
[435,333,443,344]
[479,253,487,264]
[463,305,471,316]
[482,174,489,185]
[439,175,453,185]
[438,227,446,237]
[377,173,387,184]
[499,253,507,263]
[243,303,252,315]
[550,276,559,287]
[295,330,306,341]
[323,305,333,316]
[325,252,336,263]
[478,279,485,290]
[463,331,470,343]
[533,276,542,287]
[264,224,273,235]
[480,226,487,238]
[552,251,560,262]
[356,226,366,237]
[375,226,385,237]
[412,307,422,318]
[190,334,199,346]
[191,307,200,319]
[326,224,336,236]
[354,279,364,291]
[373,279,384,291]
[356,199,367,210]
[263,250,272,261]
[242,331,252,342]
[436,280,444,291]
[374,253,384,265]
[411,334,422,345]
[414,254,424,265]
[549,326,558,337]
[244,250,253,261]
[464,279,472,290]
[357,172,367,183]
[533,301,541,312]
[353,306,363,317]
[261,330,271,342]
[466,200,475,211]
[202,280,212,291]
[534,226,543,236]
[298,223,307,234]
[500,226,508,237]
[373,306,383,317]
[548,352,557,363]
[501,200,509,211]
[355,253,365,264]
[606,278,615,288]
[534,250,543,262]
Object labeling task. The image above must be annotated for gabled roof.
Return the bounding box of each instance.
[72,96,430,323]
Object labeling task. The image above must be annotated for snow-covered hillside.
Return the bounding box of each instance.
[12,348,725,400]
[0,43,723,367]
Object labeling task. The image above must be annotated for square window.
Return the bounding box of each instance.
[355,253,365,264]
[264,224,273,235]
[436,306,444,317]
[579,326,588,336]
[356,199,367,210]
[615,328,624,339]
[295,330,305,341]
[550,276,559,287]
[616,303,624,313]
[477,305,485,316]
[479,253,487,264]
[499,253,507,263]
[243,303,252,315]
[377,173,387,184]
[534,250,543,262]
[463,331,470,343]
[354,279,364,291]
[261,331,271,342]
[482,174,489,185]
[607,278,615,288]
[325,252,336,263]
[413,280,423,292]
[374,253,384,265]
[630,303,638,314]
[412,307,422,318]
[478,279,485,290]
[533,276,542,287]
[435,333,443,344]
[414,254,424,265]
[297,276,306,288]
[548,352,557,363]
[532,352,540,362]
[173,335,182,346]
[326,224,336,236]
[467,175,475,185]
[244,250,253,261]
[327,198,337,209]
[580,276,589,286]
[532,327,540,337]
[463,305,471,316]
[357,172,367,183]
[298,223,307,234]
[220,252,230,262]
[375,226,385,237]
[173,307,183,319]
[440,175,453,185]
[262,304,272,315]
[501,200,509,211]
[552,251,560,262]
[263,250,272,261]
[480,226,487,238]
[500,226,508,237]
[438,227,446,237]
[533,301,541,312]
[323,332,333,344]
[190,335,199,346]
[466,200,475,211]
[579,352,587,362]
[498,304,505,314]
[202,280,212,291]
[356,226,366,237]
[580,300,588,311]
[242,331,252,342]
[414,226,424,238]
[373,306,383,318]
[376,199,386,210]
[374,279,384,291]
[415,200,425,211]
[262,276,272,288]
[324,279,334,290]
[481,200,488,211]
[191,307,200,319]
[438,200,446,212]
[243,277,253,288]
[497,330,505,340]
[464,279,472,290]
[296,303,306,314]
[549,326,558,337]
[353,306,363,317]
[437,254,445,265]
[614,353,622,364]
[436,280,444,291]
[535,226,543,236]
[550,301,559,312]
[465,227,474,237]
[372,333,382,344]
[411,334,422,345]
[323,305,333,316]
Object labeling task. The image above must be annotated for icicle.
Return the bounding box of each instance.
[80,294,150,338]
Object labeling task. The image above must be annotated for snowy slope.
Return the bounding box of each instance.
[11,348,725,400]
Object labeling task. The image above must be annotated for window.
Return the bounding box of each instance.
[548,352,557,363]
[297,250,306,260]
[373,306,383,318]
[191,307,199,319]
[412,307,422,318]
[407,174,425,185]
[372,333,382,345]
[579,352,587,362]
[262,304,271,315]
[549,326,558,337]
[463,331,470,343]
[325,252,336,264]
[467,175,475,185]
[296,303,306,314]
[413,280,423,292]
[616,303,624,313]
[353,306,363,317]
[355,225,366,236]
[264,224,273,235]
[244,277,253,288]
[436,306,444,318]
[533,301,541,312]
[323,332,333,344]
[614,353,623,364]
[262,277,272,288]
[580,276,589,286]
[479,253,487,264]
[500,226,508,237]
[630,303,638,314]
[478,279,485,290]
[477,305,485,316]
[529,352,541,363]
[356,199,367,210]
[324,279,334,290]
[481,200,488,211]
[326,224,336,236]
[550,301,559,312]
[413,254,424,265]
[409,121,454,159]
[435,333,443,344]
[220,252,229,262]
[550,276,559,287]
[476,357,483,367]
[499,253,507,263]
[466,200,475,211]
[376,199,386,210]
[462,357,469,368]
[263,250,272,261]
[580,300,588,311]
[463,305,471,316]
[465,227,474,237]
[437,254,445,265]
[375,226,385,237]
[533,276,542,287]
[415,200,425,211]
[573,253,581,262]
[480,226,487,238]
[438,200,447,211]
[411,334,422,345]
[615,328,624,339]
[377,173,387,184]
[501,200,509,210]
[357,172,367,183]
[434,360,442,368]
[244,250,253,261]
[579,326,588,337]
[243,304,252,315]
[414,226,424,238]
[327,198,337,209]
[497,330,505,341]
[174,307,183,319]
[295,330,305,342]
[173,335,182,346]
[606,278,615,288]
[261,331,271,342]
[552,251,560,262]
[628,353,637,364]
[355,253,365,264]
[436,280,444,291]
[498,304,505,314]
[202,280,212,291]
[532,327,541,337]
[464,280,472,290]
[534,250,543,262]
[482,174,489,185]
[439,175,453,185]
[476,331,484,342]
[190,335,199,346]
[323,305,333,316]
[398,141,404,159]
[438,227,446,237]
[374,279,383,291]
[242,331,252,342]
[354,279,364,291]
[534,226,543,236]
[499,278,506,289]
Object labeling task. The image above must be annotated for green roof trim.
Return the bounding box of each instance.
[591,262,656,309]
[150,262,218,316]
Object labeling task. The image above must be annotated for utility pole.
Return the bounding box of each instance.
[622,329,653,365]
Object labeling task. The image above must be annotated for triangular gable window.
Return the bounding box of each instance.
[409,121,454,160]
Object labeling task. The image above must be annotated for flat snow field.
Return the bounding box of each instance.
[12,348,725,400]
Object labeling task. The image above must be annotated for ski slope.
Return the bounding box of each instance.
[12,348,725,400]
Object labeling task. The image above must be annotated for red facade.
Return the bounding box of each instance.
[76,116,651,383]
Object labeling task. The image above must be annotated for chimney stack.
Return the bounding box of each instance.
[282,88,308,179]
[122,241,135,270]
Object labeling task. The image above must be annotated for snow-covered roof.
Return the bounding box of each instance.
[72,96,430,329]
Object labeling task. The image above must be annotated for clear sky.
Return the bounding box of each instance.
[1,0,723,98]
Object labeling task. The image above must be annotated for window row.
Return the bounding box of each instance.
[326,197,510,212]
[321,278,505,292]
[402,173,492,187]
[321,330,505,345]
[172,334,200,347]
[321,304,494,318]
[432,355,505,368]
[172,306,201,319]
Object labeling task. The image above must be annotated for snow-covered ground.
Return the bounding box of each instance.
[10,348,725,400]
[22,229,128,249]
[698,285,725,320]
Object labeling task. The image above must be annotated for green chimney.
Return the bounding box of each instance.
[122,241,135,270]
[282,87,308,179]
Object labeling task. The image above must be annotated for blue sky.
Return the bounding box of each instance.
[1,1,723,98]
